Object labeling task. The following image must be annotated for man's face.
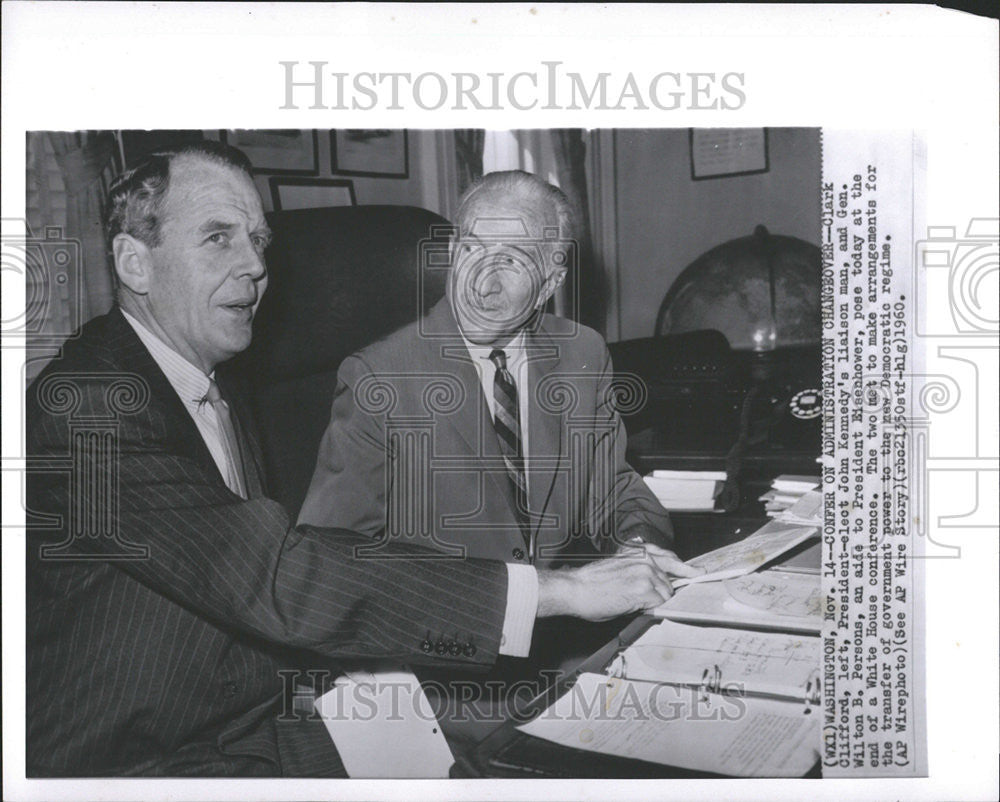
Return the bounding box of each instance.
[144,156,271,373]
[448,192,566,346]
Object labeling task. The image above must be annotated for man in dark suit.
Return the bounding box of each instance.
[25,144,681,777]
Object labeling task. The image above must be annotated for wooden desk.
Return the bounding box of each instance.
[452,530,822,779]
[668,478,771,560]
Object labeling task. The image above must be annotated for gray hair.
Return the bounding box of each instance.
[455,170,576,240]
[105,140,253,252]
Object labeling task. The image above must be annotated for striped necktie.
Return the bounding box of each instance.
[205,379,248,499]
[489,349,531,556]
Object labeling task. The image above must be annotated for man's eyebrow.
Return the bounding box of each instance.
[198,219,238,234]
[197,220,272,245]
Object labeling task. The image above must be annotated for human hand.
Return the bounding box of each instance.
[536,553,676,622]
[618,541,705,580]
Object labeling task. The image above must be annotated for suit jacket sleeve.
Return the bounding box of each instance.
[593,341,675,553]
[28,373,507,668]
[297,354,388,535]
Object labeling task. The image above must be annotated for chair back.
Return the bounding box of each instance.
[232,204,452,516]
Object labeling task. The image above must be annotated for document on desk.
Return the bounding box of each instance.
[672,521,819,588]
[725,570,824,618]
[517,672,819,777]
[774,489,824,525]
[609,620,820,702]
[654,569,823,634]
[313,667,454,778]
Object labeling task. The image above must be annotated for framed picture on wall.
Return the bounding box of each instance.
[690,128,769,180]
[220,130,320,175]
[268,177,356,211]
[331,129,409,178]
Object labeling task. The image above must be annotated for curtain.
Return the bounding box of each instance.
[47,131,118,324]
[454,129,485,197]
[550,129,604,331]
[480,129,604,331]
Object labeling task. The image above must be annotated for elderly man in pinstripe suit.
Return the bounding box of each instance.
[25,142,680,777]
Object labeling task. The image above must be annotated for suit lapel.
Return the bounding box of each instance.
[525,323,564,541]
[216,368,267,499]
[105,308,236,489]
[422,299,520,517]
[230,413,266,499]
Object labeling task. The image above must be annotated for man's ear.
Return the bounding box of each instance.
[536,267,568,309]
[112,234,154,296]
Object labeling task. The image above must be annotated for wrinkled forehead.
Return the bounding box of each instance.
[461,191,559,241]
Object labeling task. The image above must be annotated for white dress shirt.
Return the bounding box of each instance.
[122,309,538,656]
[121,310,245,498]
[461,329,538,656]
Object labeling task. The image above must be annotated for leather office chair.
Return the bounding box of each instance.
[232,205,452,518]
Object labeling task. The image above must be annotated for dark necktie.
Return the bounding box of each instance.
[489,349,532,556]
[205,379,248,499]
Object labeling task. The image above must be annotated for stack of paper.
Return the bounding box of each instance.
[517,672,819,777]
[608,620,821,701]
[643,469,726,512]
[652,569,823,634]
[759,474,820,517]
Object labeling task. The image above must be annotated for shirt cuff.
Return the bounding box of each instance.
[498,563,538,657]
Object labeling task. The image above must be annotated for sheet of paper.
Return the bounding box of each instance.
[771,475,821,493]
[611,620,820,700]
[517,673,819,777]
[724,570,824,619]
[651,497,722,512]
[643,474,723,509]
[771,492,805,505]
[653,575,822,634]
[772,540,822,574]
[775,489,824,525]
[644,479,720,501]
[313,667,454,778]
[673,521,819,587]
[651,469,727,481]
